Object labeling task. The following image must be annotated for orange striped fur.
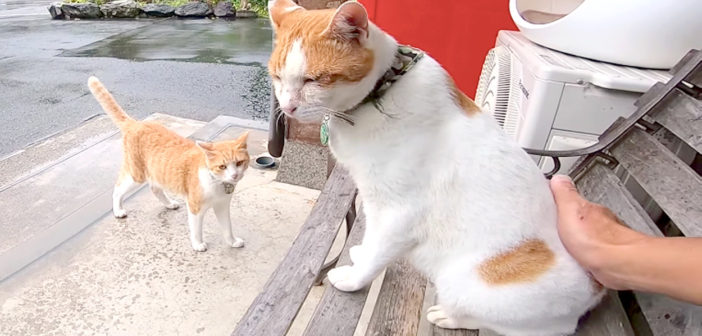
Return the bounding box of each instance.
[268,0,374,86]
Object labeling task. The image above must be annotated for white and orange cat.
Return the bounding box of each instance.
[267,1,604,335]
[88,77,249,252]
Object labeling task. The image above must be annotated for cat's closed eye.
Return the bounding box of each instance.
[218,164,227,170]
[236,161,246,167]
[303,77,315,84]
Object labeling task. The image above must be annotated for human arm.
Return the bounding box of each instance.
[550,175,702,305]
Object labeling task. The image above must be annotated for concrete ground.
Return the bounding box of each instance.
[0,0,272,158]
[0,115,349,335]
[0,3,382,334]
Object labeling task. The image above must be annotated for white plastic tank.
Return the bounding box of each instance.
[510,0,702,69]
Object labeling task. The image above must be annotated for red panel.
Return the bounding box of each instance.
[359,0,516,98]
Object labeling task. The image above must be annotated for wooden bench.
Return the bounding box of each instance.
[232,50,702,336]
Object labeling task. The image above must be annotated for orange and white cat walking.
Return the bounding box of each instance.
[87,77,250,252]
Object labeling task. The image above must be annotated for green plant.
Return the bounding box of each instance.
[153,0,190,6]
[64,0,108,4]
[231,0,268,17]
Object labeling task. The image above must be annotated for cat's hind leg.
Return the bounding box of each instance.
[213,200,244,248]
[150,184,179,210]
[427,305,484,330]
[113,171,140,218]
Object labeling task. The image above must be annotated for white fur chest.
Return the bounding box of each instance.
[198,168,235,205]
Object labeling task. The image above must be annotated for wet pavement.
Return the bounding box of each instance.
[0,1,272,158]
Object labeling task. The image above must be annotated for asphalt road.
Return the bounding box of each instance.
[0,0,272,158]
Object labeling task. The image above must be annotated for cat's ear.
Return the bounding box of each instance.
[326,1,369,44]
[269,0,302,30]
[196,141,214,151]
[196,141,218,160]
[234,131,249,148]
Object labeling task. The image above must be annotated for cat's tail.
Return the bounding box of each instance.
[87,76,134,130]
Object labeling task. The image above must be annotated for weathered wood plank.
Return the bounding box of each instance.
[671,50,700,79]
[684,61,702,88]
[576,164,662,237]
[576,291,635,336]
[649,88,702,153]
[303,210,368,336]
[635,292,702,336]
[366,259,427,336]
[610,128,702,237]
[432,326,479,336]
[635,82,666,107]
[231,166,356,336]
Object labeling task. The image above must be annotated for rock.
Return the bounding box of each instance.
[100,0,141,18]
[61,3,102,19]
[48,2,64,19]
[142,3,175,17]
[213,1,235,19]
[235,9,257,18]
[174,2,212,18]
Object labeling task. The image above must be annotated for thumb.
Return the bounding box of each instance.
[550,175,585,210]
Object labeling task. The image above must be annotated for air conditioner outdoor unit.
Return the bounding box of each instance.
[475,31,671,173]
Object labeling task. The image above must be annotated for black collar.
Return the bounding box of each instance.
[320,45,424,146]
[351,44,425,113]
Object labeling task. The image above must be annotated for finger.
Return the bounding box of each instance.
[550,175,586,212]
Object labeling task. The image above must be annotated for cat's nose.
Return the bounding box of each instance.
[282,106,297,115]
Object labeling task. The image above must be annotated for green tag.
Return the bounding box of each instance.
[320,116,329,146]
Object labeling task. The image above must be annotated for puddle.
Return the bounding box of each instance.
[60,18,273,67]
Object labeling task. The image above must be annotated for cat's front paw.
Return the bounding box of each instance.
[327,266,367,292]
[228,237,245,248]
[113,209,127,218]
[166,202,180,210]
[191,241,208,252]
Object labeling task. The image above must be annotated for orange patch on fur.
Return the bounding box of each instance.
[268,3,374,86]
[478,239,555,285]
[449,78,480,116]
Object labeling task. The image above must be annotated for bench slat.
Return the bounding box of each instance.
[635,292,702,336]
[610,128,702,237]
[365,259,426,336]
[684,62,702,87]
[231,166,356,336]
[576,164,662,237]
[432,326,479,336]
[650,88,702,153]
[576,291,635,336]
[303,210,369,336]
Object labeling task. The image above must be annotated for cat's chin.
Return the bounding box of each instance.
[287,107,324,123]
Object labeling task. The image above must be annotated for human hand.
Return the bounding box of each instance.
[549,175,649,290]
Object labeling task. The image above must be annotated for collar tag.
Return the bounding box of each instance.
[320,114,330,146]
